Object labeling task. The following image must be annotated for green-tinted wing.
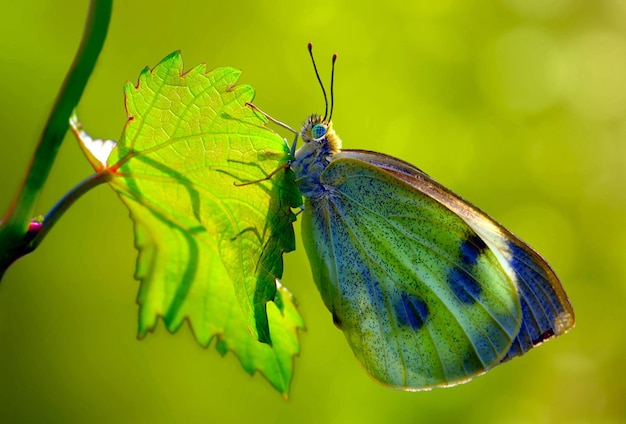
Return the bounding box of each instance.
[305,150,575,389]
[341,150,574,362]
[301,153,523,390]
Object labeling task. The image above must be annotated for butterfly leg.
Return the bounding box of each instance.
[245,102,300,156]
[292,204,305,217]
[233,162,291,187]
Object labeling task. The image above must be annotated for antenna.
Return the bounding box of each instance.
[329,53,338,122]
[308,42,329,121]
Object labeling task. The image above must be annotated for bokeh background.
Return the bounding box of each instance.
[1,0,624,422]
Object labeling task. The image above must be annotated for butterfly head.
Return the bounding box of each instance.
[300,114,342,153]
[297,44,341,153]
[292,113,342,198]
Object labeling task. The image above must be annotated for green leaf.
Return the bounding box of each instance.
[75,51,303,394]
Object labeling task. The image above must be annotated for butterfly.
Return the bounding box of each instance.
[248,43,575,390]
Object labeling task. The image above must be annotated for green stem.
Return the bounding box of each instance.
[0,171,113,280]
[0,0,112,277]
[30,171,113,251]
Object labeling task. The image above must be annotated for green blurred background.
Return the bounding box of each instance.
[1,0,624,422]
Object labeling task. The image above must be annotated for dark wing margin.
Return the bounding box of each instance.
[337,150,575,363]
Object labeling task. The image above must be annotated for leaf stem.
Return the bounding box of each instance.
[0,0,112,277]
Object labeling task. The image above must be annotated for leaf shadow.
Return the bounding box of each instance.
[125,154,203,224]
[131,191,203,328]
[122,128,301,344]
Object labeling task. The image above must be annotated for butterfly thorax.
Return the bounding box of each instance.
[291,114,342,199]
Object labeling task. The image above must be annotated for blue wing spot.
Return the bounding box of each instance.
[448,268,482,304]
[394,293,429,330]
[460,233,488,266]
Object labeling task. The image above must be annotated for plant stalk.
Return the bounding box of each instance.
[0,0,112,278]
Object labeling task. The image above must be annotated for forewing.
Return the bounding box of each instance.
[339,150,575,364]
[301,155,523,389]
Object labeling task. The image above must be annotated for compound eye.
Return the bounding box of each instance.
[311,123,327,140]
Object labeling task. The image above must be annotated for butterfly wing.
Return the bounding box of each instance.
[340,150,575,361]
[301,150,574,390]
